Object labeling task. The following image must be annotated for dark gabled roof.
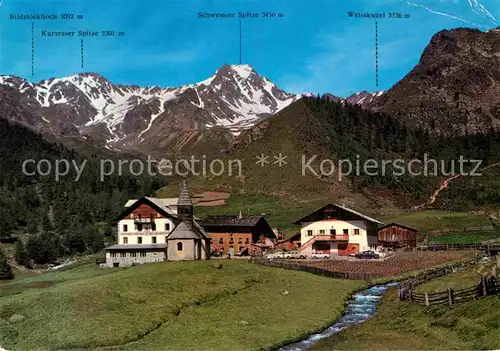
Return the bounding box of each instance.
[201,215,263,227]
[293,203,382,225]
[378,222,418,232]
[114,197,177,222]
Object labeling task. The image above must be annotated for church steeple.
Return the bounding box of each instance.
[177,180,193,223]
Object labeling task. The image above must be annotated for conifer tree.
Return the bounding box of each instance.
[0,249,14,280]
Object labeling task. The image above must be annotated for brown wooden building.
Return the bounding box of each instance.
[274,232,301,251]
[201,215,275,256]
[377,222,418,248]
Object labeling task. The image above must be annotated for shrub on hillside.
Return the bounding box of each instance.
[14,240,31,268]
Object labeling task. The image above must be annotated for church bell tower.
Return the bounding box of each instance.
[177,180,193,225]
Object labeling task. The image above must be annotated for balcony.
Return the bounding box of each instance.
[315,235,349,242]
[134,216,154,223]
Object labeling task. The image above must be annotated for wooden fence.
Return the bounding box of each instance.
[399,277,499,306]
[429,225,496,234]
[249,257,382,281]
[415,243,500,254]
[398,256,500,306]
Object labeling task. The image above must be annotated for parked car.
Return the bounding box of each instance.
[265,252,286,260]
[311,252,330,259]
[355,251,380,259]
[265,253,277,260]
[283,251,307,259]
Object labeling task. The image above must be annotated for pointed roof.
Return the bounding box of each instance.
[114,196,177,221]
[177,180,192,206]
[293,203,382,225]
[166,220,209,240]
[378,222,418,232]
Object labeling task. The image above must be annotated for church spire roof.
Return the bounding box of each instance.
[177,179,192,206]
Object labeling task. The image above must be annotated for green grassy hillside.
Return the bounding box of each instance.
[0,260,365,350]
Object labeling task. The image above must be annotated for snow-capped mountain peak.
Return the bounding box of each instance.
[0,64,304,151]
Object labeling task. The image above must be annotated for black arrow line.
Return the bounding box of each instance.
[239,19,242,64]
[81,39,84,69]
[31,22,34,76]
[375,20,379,88]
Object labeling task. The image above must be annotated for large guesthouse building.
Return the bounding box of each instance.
[295,203,381,256]
[104,182,210,267]
[202,214,275,256]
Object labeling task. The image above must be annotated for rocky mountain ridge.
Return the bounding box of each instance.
[0,64,306,154]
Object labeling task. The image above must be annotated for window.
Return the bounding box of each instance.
[343,229,349,235]
[307,230,313,236]
[120,252,126,257]
[177,242,183,251]
[238,238,242,244]
[165,223,170,231]
[354,229,360,235]
[219,238,224,244]
[140,252,146,257]
[330,229,336,235]
[229,238,234,244]
[123,224,128,232]
[245,238,249,244]
[131,252,137,257]
[137,237,142,244]
[319,230,325,235]
[111,252,117,257]
[123,237,128,244]
[152,236,157,244]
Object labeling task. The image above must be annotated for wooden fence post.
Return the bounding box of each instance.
[448,288,454,306]
[425,293,429,306]
[482,277,488,296]
[409,289,413,303]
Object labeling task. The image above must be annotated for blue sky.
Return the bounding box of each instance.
[1,0,499,97]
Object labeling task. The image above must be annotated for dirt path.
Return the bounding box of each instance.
[413,162,500,210]
[413,174,461,210]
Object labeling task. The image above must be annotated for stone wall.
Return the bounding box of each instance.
[167,239,197,261]
[105,250,166,268]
